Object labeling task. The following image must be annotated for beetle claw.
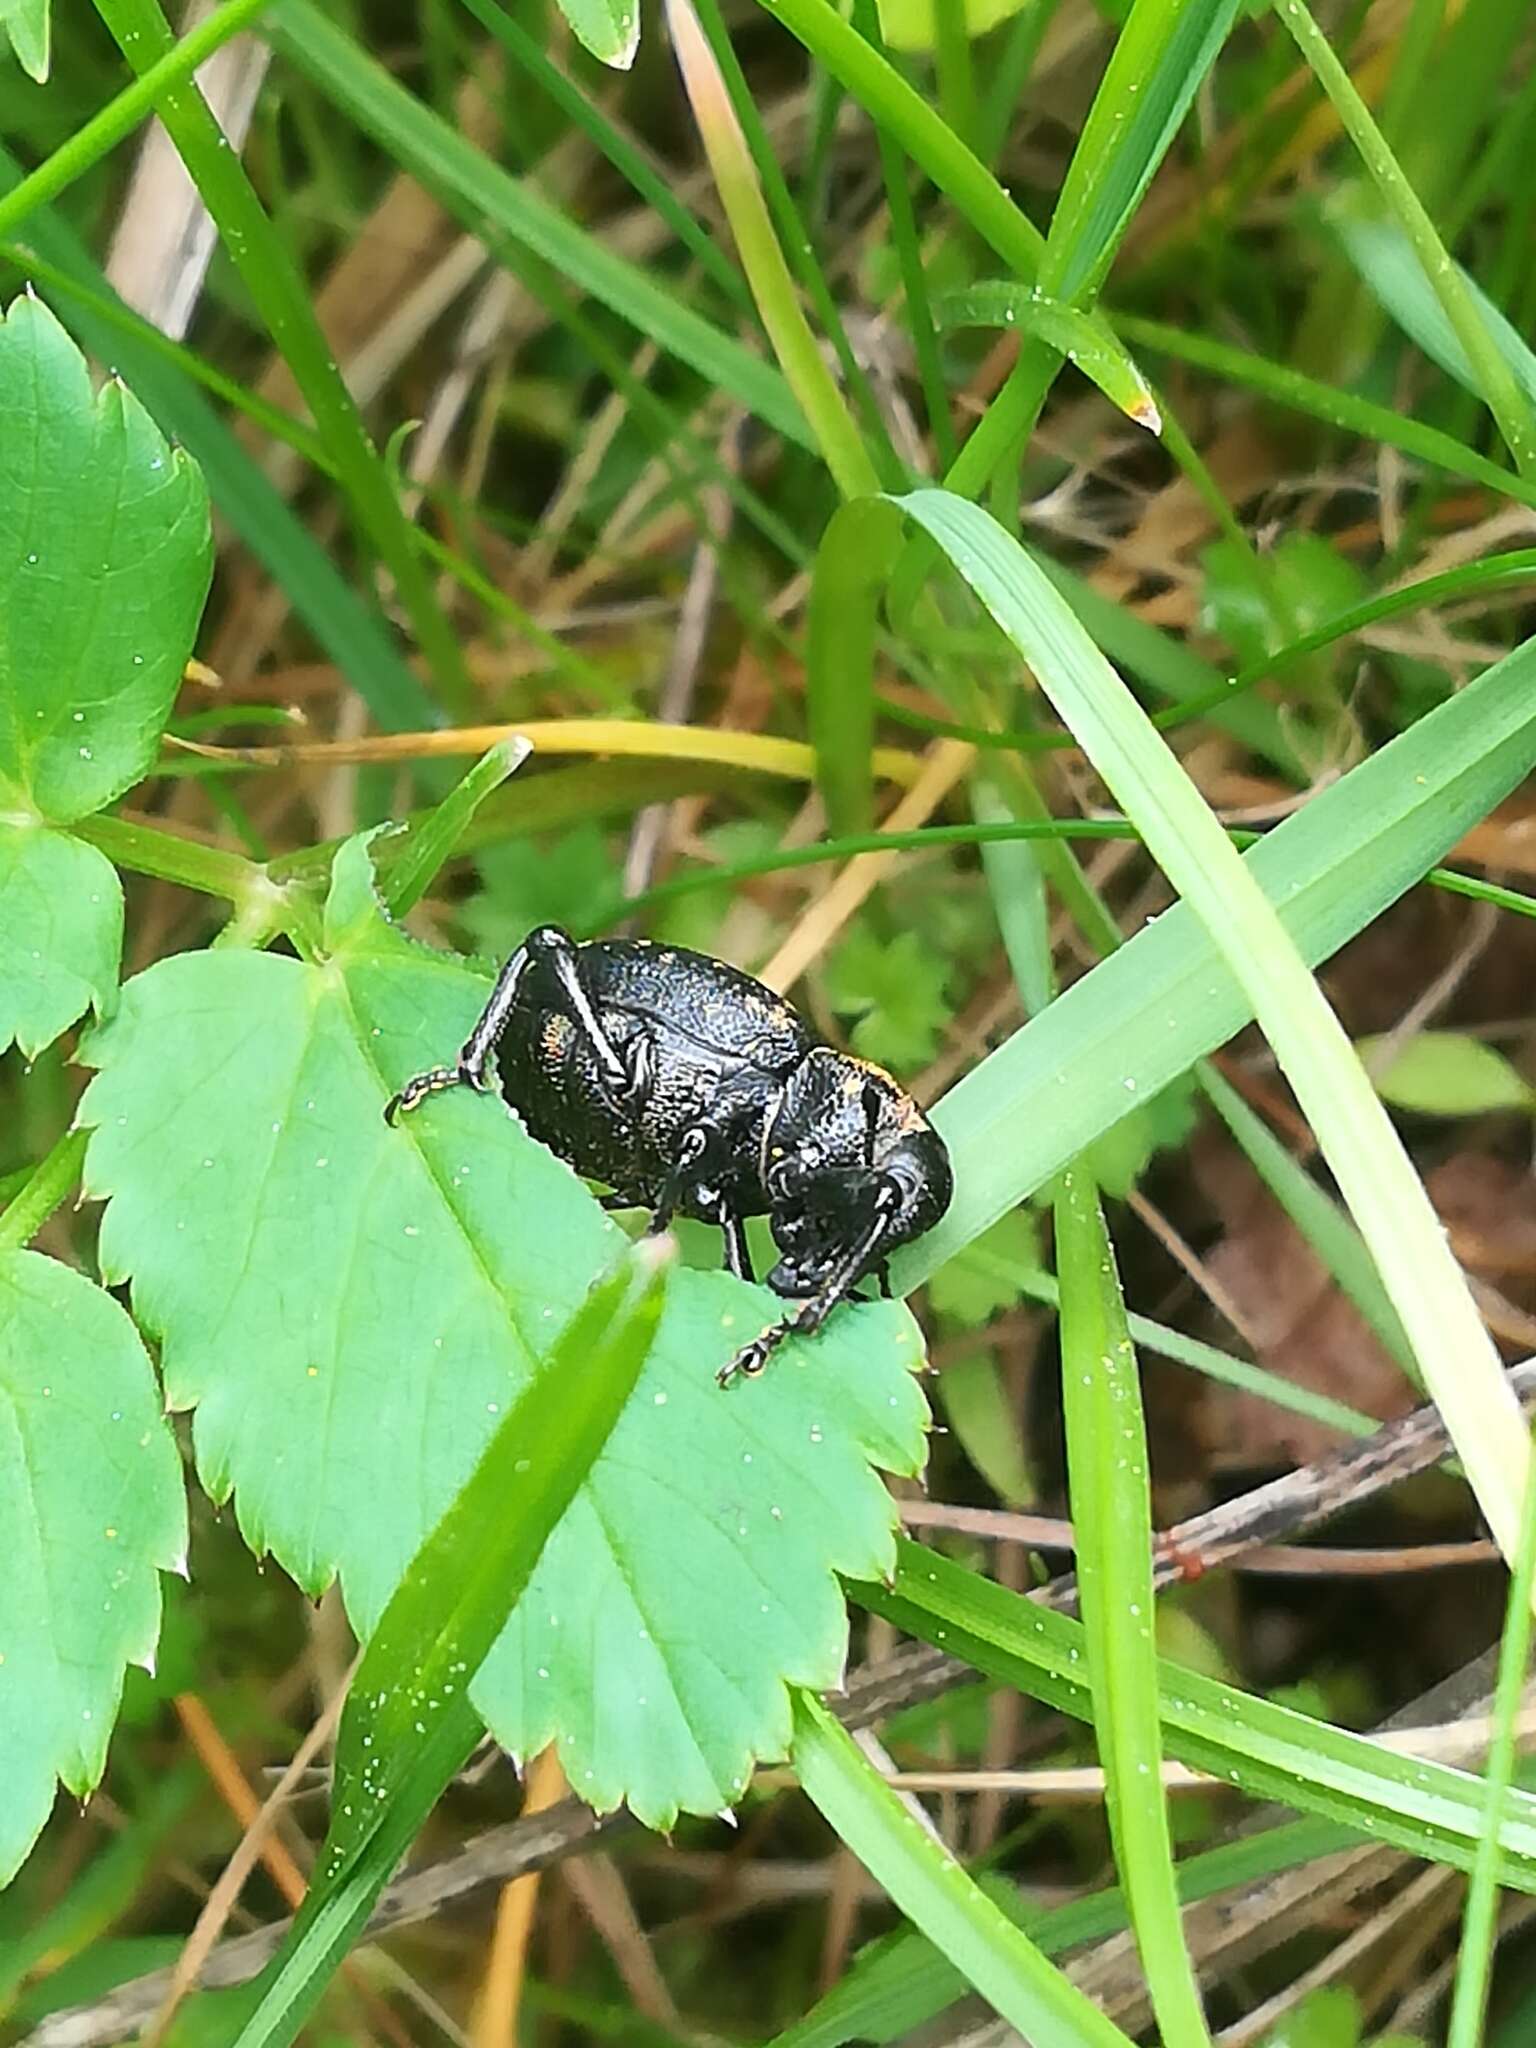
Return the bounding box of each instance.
[717,1326,784,1388]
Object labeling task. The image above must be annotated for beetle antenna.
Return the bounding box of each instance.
[717,1180,901,1387]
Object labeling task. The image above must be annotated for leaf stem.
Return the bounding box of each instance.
[73,815,323,952]
[0,1129,89,1252]
[74,814,261,900]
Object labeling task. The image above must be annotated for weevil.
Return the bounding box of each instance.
[385,926,952,1384]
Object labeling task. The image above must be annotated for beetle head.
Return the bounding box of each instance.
[761,1049,952,1292]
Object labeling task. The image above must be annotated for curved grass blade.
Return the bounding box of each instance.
[381,737,531,919]
[773,1814,1351,2048]
[232,1246,668,2048]
[897,487,1531,1571]
[791,1690,1135,2048]
[0,0,269,241]
[1056,1168,1211,2044]
[938,283,1161,430]
[1331,200,1536,413]
[665,0,879,500]
[1117,313,1536,514]
[1040,0,1240,307]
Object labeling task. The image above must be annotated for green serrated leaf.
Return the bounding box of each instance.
[927,1208,1038,1329]
[0,1249,186,1885]
[0,293,210,823]
[0,0,49,79]
[462,823,619,960]
[1358,1031,1536,1117]
[0,824,121,1058]
[1085,1075,1199,1199]
[552,0,640,67]
[78,838,929,1827]
[1201,531,1364,675]
[826,927,950,1072]
[1265,1986,1364,2048]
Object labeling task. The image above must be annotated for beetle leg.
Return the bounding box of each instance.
[647,1124,710,1236]
[385,934,540,1121]
[721,1213,756,1283]
[528,926,629,1094]
[718,1178,901,1386]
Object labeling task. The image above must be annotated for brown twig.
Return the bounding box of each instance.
[897,1499,1500,1577]
[471,1747,568,2048]
[143,1678,354,2048]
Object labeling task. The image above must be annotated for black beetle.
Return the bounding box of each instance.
[385,926,952,1384]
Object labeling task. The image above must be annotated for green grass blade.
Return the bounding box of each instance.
[790,1690,1137,2048]
[233,1246,667,2048]
[1273,0,1536,478]
[382,738,531,919]
[454,0,751,314]
[1199,1064,1414,1375]
[94,0,472,715]
[231,1694,483,2048]
[0,0,270,239]
[897,486,1531,1571]
[945,0,1238,503]
[973,771,1054,1015]
[687,0,899,481]
[753,0,1045,280]
[852,0,954,469]
[1017,1266,1378,1437]
[774,1814,1352,2048]
[665,0,880,499]
[938,283,1161,430]
[1447,1427,1536,2048]
[898,615,1536,1281]
[1,241,327,467]
[866,1539,1536,1886]
[1056,1169,1212,2045]
[1331,201,1536,412]
[272,0,810,450]
[1040,0,1240,306]
[602,820,1536,966]
[1117,311,1536,513]
[807,499,904,835]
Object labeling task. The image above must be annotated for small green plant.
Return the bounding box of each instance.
[8,0,1536,2039]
